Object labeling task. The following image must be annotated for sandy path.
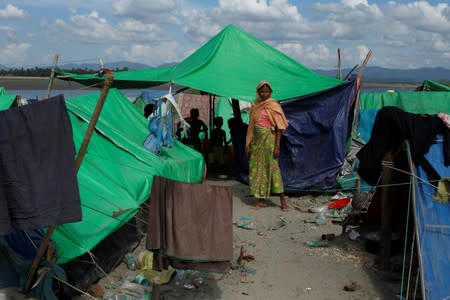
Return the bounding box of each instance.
[88,179,398,300]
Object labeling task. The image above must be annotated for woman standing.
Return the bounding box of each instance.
[246,80,289,211]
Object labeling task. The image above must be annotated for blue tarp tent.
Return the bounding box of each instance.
[279,80,357,190]
[413,140,450,299]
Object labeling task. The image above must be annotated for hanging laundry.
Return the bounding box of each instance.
[357,106,450,185]
[147,176,233,272]
[0,95,81,236]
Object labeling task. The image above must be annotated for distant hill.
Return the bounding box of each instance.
[2,60,450,84]
[316,66,450,84]
[59,61,151,70]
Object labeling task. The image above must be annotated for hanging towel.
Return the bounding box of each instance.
[147,176,233,272]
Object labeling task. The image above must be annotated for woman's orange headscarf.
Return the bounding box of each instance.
[245,80,289,151]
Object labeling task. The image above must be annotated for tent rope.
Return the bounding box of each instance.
[52,275,97,300]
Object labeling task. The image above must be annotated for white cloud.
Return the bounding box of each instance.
[388,1,450,33]
[0,4,26,19]
[48,11,166,44]
[303,44,334,68]
[182,0,311,43]
[217,0,301,22]
[0,43,31,65]
[112,0,179,24]
[105,41,183,66]
[0,25,14,32]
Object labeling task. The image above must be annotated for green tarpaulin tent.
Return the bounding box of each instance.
[0,88,204,263]
[57,24,343,102]
[55,88,204,262]
[358,91,450,143]
[0,87,16,110]
[416,80,450,92]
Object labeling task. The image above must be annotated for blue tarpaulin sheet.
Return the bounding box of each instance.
[279,80,356,190]
[414,139,450,299]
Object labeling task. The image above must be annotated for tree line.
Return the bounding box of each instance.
[0,66,130,77]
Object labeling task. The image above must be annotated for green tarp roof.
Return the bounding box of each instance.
[358,91,450,144]
[58,24,343,102]
[360,91,450,113]
[0,88,204,263]
[0,87,16,110]
[54,88,204,262]
[417,80,450,92]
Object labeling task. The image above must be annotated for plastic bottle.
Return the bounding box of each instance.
[174,270,186,286]
[315,213,327,225]
[304,240,329,248]
[125,254,137,271]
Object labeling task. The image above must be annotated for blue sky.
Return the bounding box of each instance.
[1,0,449,70]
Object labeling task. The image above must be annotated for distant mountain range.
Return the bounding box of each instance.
[1,61,450,83]
[316,66,450,83]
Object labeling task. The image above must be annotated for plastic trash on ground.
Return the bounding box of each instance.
[237,215,256,230]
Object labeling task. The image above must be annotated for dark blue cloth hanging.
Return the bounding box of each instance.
[279,80,356,190]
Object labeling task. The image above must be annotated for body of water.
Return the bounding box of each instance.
[9,88,146,101]
[9,85,416,101]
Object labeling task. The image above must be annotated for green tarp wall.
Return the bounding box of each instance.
[58,24,342,102]
[417,80,450,92]
[0,87,16,110]
[358,91,450,143]
[0,88,204,263]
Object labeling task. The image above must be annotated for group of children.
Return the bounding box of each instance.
[144,103,248,178]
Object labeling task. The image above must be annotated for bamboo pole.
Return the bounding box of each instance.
[46,54,59,99]
[24,72,115,293]
[75,72,114,170]
[337,48,342,80]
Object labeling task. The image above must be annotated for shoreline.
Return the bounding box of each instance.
[1,76,420,90]
[0,76,87,90]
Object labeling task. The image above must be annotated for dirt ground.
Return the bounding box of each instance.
[81,178,401,300]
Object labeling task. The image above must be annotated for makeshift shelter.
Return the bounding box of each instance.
[358,91,450,143]
[280,79,357,190]
[353,91,450,299]
[0,88,204,296]
[57,24,343,102]
[57,24,355,189]
[0,87,17,110]
[412,141,450,300]
[416,80,450,92]
[53,88,204,263]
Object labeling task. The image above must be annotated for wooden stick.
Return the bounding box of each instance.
[75,72,114,170]
[24,226,55,292]
[337,48,342,80]
[46,54,59,99]
[24,71,115,293]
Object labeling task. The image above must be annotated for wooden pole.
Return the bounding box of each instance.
[380,152,394,270]
[337,48,342,80]
[24,72,115,293]
[46,54,59,99]
[75,72,114,170]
